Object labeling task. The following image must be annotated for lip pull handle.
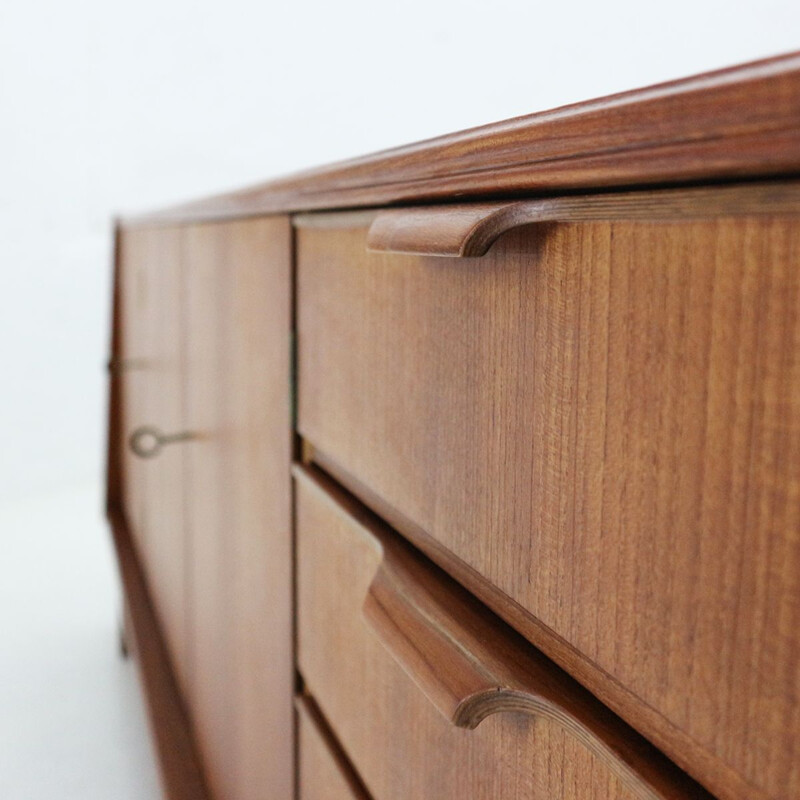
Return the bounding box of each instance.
[365,203,529,257]
[365,183,800,257]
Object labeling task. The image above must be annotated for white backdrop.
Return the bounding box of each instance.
[1,0,798,506]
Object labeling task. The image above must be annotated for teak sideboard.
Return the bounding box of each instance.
[106,52,800,800]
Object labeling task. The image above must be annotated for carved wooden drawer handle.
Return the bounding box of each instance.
[357,494,713,799]
[366,202,541,257]
[365,183,800,257]
[128,426,196,459]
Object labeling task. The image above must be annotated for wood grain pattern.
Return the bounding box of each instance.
[183,217,294,800]
[362,182,800,257]
[295,467,710,800]
[118,224,191,699]
[306,464,710,797]
[108,226,210,800]
[107,506,211,800]
[124,52,800,224]
[296,200,800,800]
[117,224,156,557]
[296,695,372,800]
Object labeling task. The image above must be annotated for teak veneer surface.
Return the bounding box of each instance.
[107,241,210,800]
[119,225,191,699]
[108,509,211,800]
[296,195,800,800]
[127,52,800,224]
[114,218,294,800]
[109,49,800,800]
[182,218,293,800]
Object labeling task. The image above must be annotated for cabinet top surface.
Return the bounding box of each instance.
[126,51,800,225]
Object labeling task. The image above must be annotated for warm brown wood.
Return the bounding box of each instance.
[183,217,294,800]
[296,195,800,800]
[303,463,711,797]
[362,182,800,257]
[117,224,155,557]
[117,224,191,699]
[112,217,295,799]
[296,695,372,800]
[125,52,800,224]
[295,467,710,800]
[108,506,211,800]
[108,226,209,799]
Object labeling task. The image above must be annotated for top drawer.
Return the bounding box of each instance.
[296,185,800,800]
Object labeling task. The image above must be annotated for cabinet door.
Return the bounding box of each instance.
[184,217,293,800]
[118,225,159,555]
[119,224,190,699]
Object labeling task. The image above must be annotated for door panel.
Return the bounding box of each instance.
[119,224,189,698]
[119,225,158,555]
[184,217,293,800]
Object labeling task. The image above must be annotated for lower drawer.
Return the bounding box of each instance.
[295,466,711,800]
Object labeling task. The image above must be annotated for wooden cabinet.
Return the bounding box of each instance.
[106,53,800,800]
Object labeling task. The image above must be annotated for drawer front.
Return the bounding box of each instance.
[118,224,189,698]
[295,467,709,800]
[296,200,800,800]
[297,697,368,800]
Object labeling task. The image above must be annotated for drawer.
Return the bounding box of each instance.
[296,188,800,800]
[297,695,370,800]
[295,466,710,800]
